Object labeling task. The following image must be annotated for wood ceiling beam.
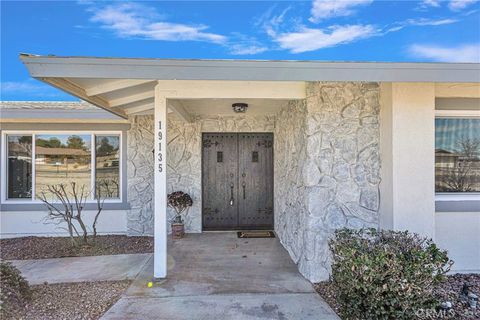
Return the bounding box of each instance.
[167,100,192,122]
[156,80,306,99]
[39,77,128,119]
[85,79,155,96]
[124,100,154,115]
[109,90,155,107]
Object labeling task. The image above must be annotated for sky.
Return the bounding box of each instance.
[1,0,479,101]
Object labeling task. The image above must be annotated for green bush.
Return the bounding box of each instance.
[329,228,453,320]
[0,262,31,318]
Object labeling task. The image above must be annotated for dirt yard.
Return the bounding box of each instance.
[0,235,153,260]
[2,280,131,320]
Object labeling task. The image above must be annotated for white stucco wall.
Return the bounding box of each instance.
[379,82,436,238]
[380,82,479,273]
[436,212,480,273]
[0,210,127,238]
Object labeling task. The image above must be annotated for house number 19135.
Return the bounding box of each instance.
[157,120,163,173]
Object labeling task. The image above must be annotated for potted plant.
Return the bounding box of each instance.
[167,191,193,239]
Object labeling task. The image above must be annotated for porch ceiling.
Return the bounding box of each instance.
[20,54,480,121]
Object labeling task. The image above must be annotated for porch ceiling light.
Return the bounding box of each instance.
[232,103,248,113]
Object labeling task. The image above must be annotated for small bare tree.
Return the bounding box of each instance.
[38,182,104,247]
[443,137,480,192]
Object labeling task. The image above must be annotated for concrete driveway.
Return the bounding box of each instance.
[102,232,339,320]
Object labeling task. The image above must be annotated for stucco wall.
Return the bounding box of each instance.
[379,83,435,238]
[127,114,275,235]
[275,82,381,282]
[0,210,127,238]
[436,212,480,273]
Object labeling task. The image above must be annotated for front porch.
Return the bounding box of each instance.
[19,55,480,283]
[102,232,339,320]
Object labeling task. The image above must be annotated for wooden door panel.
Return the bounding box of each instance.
[238,133,274,229]
[202,132,273,230]
[202,133,238,229]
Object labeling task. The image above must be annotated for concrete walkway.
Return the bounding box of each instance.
[9,253,151,285]
[102,233,339,320]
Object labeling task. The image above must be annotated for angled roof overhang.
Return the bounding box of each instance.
[20,54,480,120]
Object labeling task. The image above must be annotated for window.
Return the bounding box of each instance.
[35,134,91,199]
[2,132,121,202]
[435,118,480,193]
[95,135,120,199]
[7,135,32,199]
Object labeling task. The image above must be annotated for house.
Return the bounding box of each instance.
[1,54,479,283]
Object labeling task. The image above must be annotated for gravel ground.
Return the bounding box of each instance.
[0,235,153,260]
[315,274,480,320]
[2,280,131,320]
[435,274,480,319]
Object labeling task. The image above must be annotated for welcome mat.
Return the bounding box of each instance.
[237,231,275,238]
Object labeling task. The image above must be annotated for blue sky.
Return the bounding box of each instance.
[1,0,479,101]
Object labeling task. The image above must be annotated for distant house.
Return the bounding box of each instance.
[1,55,479,282]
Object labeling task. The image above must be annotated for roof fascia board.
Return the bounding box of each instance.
[20,55,480,83]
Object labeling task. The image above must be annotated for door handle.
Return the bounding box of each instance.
[229,183,234,206]
[242,182,246,199]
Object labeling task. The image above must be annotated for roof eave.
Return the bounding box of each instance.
[20,54,480,83]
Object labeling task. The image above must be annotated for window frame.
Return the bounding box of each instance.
[434,110,480,202]
[1,130,123,204]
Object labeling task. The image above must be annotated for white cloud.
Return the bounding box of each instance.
[310,0,373,22]
[448,0,478,11]
[227,33,268,55]
[229,44,268,55]
[1,81,66,98]
[409,18,458,25]
[1,81,44,92]
[409,43,480,62]
[88,2,226,43]
[275,24,376,53]
[255,6,292,38]
[385,17,458,32]
[421,0,441,8]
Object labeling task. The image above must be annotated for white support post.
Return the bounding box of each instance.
[153,83,168,278]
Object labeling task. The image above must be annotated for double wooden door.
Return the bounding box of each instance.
[202,133,273,230]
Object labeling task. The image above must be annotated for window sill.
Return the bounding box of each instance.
[435,194,480,212]
[0,202,131,212]
[435,193,480,202]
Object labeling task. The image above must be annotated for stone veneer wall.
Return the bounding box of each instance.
[127,115,155,235]
[127,82,380,282]
[275,82,380,282]
[127,114,275,235]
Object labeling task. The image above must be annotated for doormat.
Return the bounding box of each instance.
[237,231,275,238]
